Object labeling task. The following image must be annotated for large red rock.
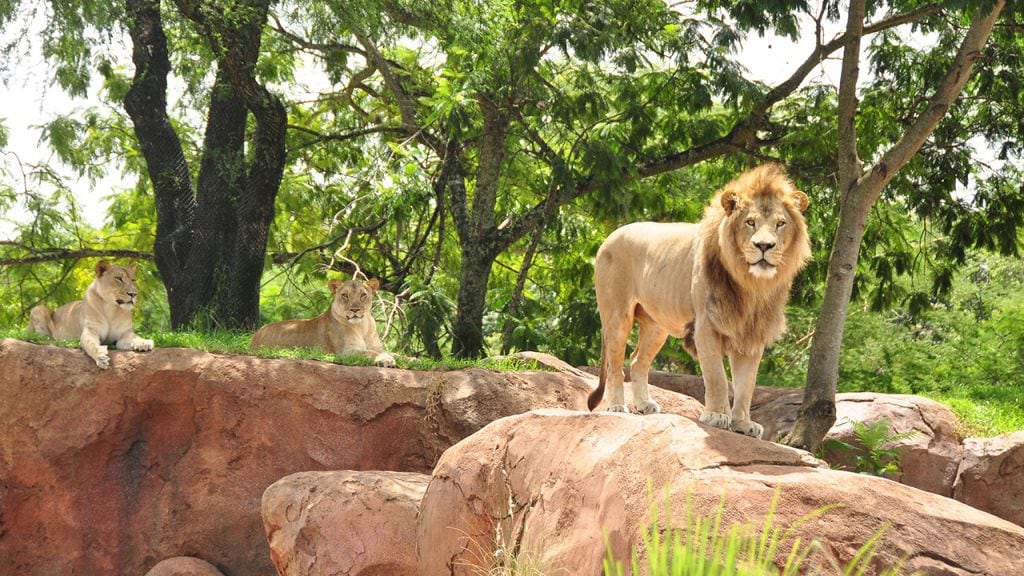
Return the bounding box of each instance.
[417,409,1024,575]
[955,432,1024,528]
[0,339,664,576]
[602,367,967,498]
[144,557,226,576]
[262,470,427,576]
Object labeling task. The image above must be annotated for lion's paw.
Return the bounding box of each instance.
[374,352,396,368]
[132,338,155,352]
[94,346,110,369]
[635,399,661,415]
[730,419,764,439]
[606,404,630,413]
[699,410,731,430]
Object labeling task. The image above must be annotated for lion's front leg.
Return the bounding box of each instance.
[371,350,396,368]
[727,351,765,439]
[80,329,110,369]
[695,326,731,431]
[115,332,155,352]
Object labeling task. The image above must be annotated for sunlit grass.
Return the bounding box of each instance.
[0,328,542,372]
[603,489,910,576]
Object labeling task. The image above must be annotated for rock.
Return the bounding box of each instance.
[955,432,1024,527]
[0,339,656,576]
[417,409,1024,576]
[144,557,226,576]
[590,365,966,498]
[517,352,703,418]
[262,470,427,576]
[821,393,964,496]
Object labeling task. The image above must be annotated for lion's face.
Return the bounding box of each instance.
[329,278,379,324]
[94,261,140,311]
[720,173,810,282]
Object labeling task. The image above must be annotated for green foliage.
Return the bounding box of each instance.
[602,489,907,576]
[761,251,1024,436]
[821,418,917,479]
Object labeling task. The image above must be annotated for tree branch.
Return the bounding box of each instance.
[0,244,155,266]
[864,0,1006,192]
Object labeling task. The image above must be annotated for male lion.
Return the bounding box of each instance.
[588,164,811,438]
[27,260,155,369]
[251,278,397,367]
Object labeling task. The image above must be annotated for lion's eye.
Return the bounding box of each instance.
[776,220,787,229]
[116,277,125,285]
[745,218,756,228]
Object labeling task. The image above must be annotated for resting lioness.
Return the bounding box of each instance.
[589,164,811,438]
[27,260,155,369]
[251,278,396,367]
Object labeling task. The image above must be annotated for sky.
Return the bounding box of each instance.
[0,12,845,241]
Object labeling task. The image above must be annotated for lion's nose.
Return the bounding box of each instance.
[754,241,775,253]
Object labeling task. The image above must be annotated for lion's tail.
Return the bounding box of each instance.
[27,305,56,338]
[587,334,606,411]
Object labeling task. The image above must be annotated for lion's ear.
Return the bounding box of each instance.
[95,260,111,277]
[720,191,740,215]
[791,190,810,213]
[366,278,380,292]
[328,279,343,294]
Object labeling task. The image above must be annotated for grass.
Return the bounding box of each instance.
[0,327,543,372]
[603,489,910,576]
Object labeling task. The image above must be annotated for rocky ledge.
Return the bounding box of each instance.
[2,339,1023,575]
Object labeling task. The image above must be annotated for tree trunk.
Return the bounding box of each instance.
[125,0,285,330]
[124,0,199,328]
[449,96,508,358]
[785,0,1006,451]
[451,244,497,358]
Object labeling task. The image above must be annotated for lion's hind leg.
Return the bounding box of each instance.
[27,305,55,337]
[591,306,634,413]
[630,308,667,415]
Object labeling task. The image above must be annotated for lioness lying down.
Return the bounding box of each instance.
[251,278,396,367]
[588,164,811,439]
[27,260,155,369]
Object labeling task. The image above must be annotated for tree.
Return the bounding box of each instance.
[783,0,1007,451]
[124,0,286,330]
[291,0,868,357]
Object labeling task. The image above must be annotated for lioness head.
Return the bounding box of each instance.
[95,260,141,311]
[328,278,379,324]
[716,164,811,282]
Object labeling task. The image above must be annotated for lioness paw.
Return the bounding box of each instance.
[699,410,731,430]
[730,419,764,439]
[635,399,661,415]
[132,338,154,352]
[606,404,630,413]
[374,352,396,368]
[94,346,110,369]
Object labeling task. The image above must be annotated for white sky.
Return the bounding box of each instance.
[0,11,845,241]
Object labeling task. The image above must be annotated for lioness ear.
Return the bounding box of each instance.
[366,278,380,292]
[720,191,740,215]
[328,279,343,294]
[128,264,138,277]
[791,190,810,213]
[95,260,111,277]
